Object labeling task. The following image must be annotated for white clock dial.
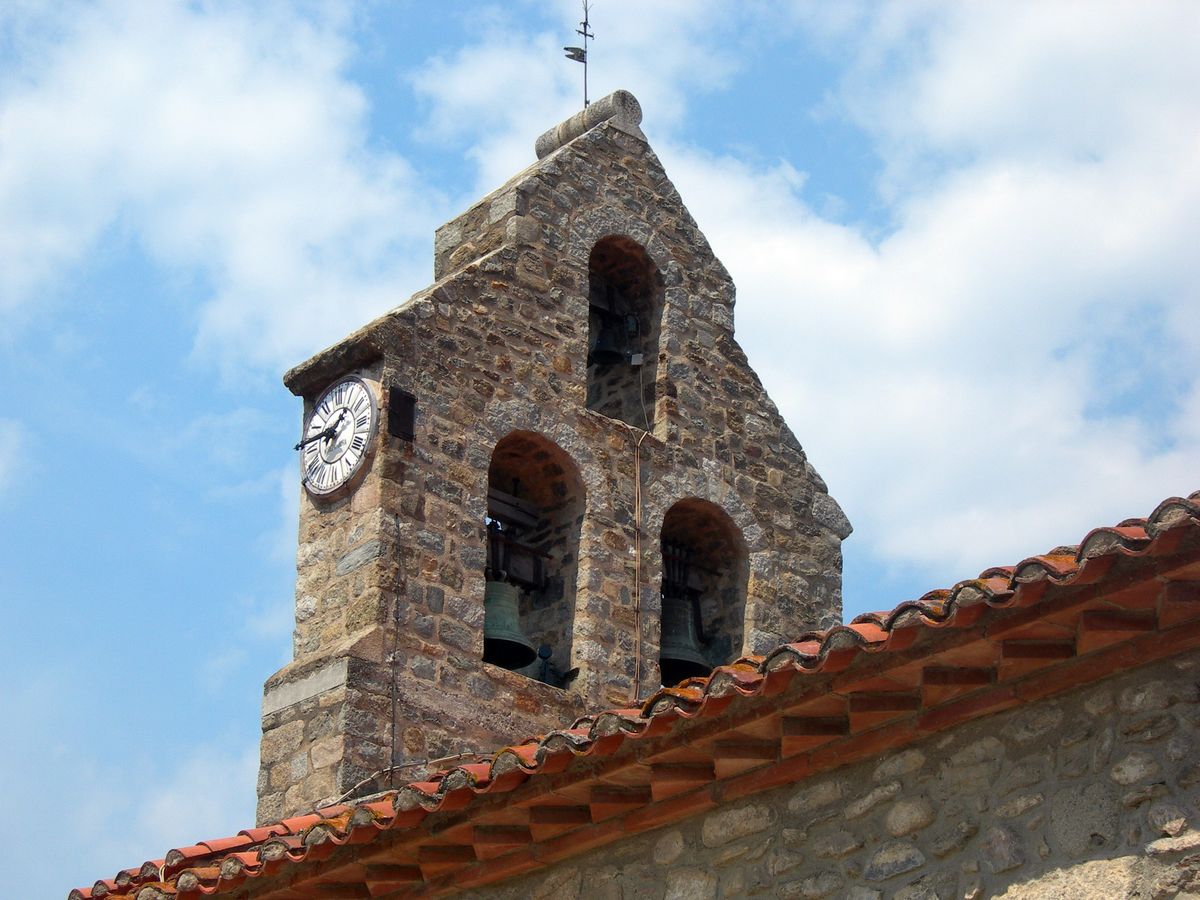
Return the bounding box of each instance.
[300,376,378,496]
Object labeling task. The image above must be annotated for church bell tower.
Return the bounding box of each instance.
[257,91,851,823]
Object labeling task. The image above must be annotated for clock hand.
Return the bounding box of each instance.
[295,425,335,451]
[293,410,347,451]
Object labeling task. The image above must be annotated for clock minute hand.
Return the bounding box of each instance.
[294,425,335,451]
[293,410,346,451]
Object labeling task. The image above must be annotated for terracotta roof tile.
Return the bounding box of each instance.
[196,837,253,855]
[233,825,279,843]
[69,491,1200,899]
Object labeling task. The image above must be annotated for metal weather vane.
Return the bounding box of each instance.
[564,1,594,107]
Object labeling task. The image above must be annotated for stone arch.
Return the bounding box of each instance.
[565,207,675,270]
[643,466,765,554]
[585,235,665,429]
[563,204,736,318]
[484,430,586,684]
[482,399,610,499]
[658,498,749,686]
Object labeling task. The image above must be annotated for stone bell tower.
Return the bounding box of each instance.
[256,91,851,823]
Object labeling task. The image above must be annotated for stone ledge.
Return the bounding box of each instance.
[262,657,349,717]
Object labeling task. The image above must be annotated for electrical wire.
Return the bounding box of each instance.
[630,425,650,703]
[336,752,483,804]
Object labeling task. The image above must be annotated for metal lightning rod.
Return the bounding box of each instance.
[563,1,594,108]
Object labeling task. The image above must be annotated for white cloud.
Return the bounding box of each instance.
[802,2,1200,205]
[5,7,1197,894]
[69,739,260,892]
[670,2,1200,580]
[413,4,1200,593]
[4,0,1191,598]
[131,741,260,846]
[410,0,742,194]
[0,0,437,375]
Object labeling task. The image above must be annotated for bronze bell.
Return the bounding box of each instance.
[659,592,711,686]
[483,579,538,670]
[589,315,628,366]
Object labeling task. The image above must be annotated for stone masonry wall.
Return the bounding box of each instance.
[467,651,1200,899]
[259,111,851,821]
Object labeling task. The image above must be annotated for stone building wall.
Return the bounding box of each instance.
[257,95,851,823]
[466,651,1200,899]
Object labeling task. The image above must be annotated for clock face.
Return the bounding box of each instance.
[301,376,378,496]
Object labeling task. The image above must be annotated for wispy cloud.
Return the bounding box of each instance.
[680,2,1200,578]
[410,0,743,193]
[0,0,439,375]
[4,1,1188,588]
[129,741,260,848]
[411,2,1200,590]
[5,5,1197,895]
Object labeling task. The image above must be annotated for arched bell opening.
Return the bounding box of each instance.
[484,431,585,687]
[585,235,664,430]
[659,499,748,687]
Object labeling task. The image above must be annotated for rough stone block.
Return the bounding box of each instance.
[885,797,936,836]
[1051,782,1117,855]
[788,778,846,816]
[700,804,774,847]
[864,840,925,881]
[1110,750,1161,785]
[845,781,901,820]
[664,868,717,900]
[982,826,1024,873]
[874,748,926,782]
[260,719,305,764]
[335,539,383,576]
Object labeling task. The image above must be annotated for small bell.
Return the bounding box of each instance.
[589,314,628,366]
[483,580,538,670]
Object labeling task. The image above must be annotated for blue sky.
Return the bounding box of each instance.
[1,2,1198,894]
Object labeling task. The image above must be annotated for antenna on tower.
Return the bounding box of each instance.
[563,1,594,108]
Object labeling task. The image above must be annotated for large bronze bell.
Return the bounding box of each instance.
[659,592,711,685]
[483,579,538,670]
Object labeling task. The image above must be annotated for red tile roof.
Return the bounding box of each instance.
[70,492,1200,899]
